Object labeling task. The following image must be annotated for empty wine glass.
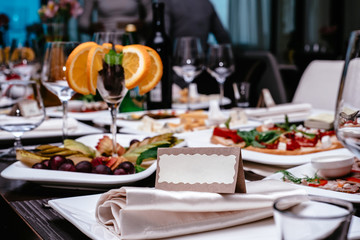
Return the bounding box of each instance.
[173,37,204,110]
[335,30,360,158]
[41,41,79,140]
[206,43,235,108]
[93,32,127,156]
[8,40,40,81]
[0,80,46,159]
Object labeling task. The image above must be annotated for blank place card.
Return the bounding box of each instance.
[155,147,246,193]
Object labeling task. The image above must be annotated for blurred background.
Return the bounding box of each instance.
[1,0,360,106]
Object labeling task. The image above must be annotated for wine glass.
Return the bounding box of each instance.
[41,41,79,140]
[206,43,235,108]
[0,80,46,159]
[172,37,204,110]
[93,32,127,156]
[9,41,41,81]
[335,30,360,158]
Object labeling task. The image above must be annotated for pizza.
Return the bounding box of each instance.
[279,158,360,194]
[210,118,343,155]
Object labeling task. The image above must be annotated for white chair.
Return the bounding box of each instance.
[292,60,344,111]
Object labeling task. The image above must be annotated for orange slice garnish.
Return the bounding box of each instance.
[138,46,163,95]
[87,45,104,95]
[122,44,151,89]
[65,41,97,95]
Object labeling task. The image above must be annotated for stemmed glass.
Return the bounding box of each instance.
[9,41,41,81]
[0,80,46,159]
[93,32,126,156]
[335,30,360,158]
[173,37,204,110]
[206,44,235,108]
[41,42,79,140]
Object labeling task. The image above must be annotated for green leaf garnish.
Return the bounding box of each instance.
[136,143,170,165]
[105,49,123,66]
[277,170,323,184]
[135,165,146,173]
[224,117,231,129]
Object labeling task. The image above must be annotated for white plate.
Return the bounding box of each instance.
[0,120,103,140]
[48,192,360,240]
[94,110,261,135]
[46,101,109,121]
[265,163,360,203]
[186,129,353,167]
[172,97,231,110]
[1,133,186,188]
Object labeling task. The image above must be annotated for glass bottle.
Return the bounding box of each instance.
[119,24,145,112]
[145,2,172,110]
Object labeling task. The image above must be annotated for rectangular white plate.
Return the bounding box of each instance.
[46,107,109,121]
[265,163,360,203]
[0,121,103,140]
[48,190,360,240]
[93,109,261,135]
[0,134,185,189]
[185,129,353,167]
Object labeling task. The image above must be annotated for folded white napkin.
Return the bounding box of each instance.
[245,103,312,119]
[35,118,78,131]
[96,180,306,239]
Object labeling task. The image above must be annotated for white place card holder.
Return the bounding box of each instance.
[155,147,246,193]
[18,100,42,117]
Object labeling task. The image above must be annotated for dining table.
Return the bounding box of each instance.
[0,111,360,240]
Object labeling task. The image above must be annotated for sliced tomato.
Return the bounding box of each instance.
[213,127,243,143]
[345,177,360,183]
[308,179,328,187]
[286,138,301,150]
[261,141,279,149]
[295,135,318,147]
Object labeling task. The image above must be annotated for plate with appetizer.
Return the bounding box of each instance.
[46,100,109,121]
[1,133,185,189]
[94,108,260,135]
[186,118,351,167]
[265,157,360,203]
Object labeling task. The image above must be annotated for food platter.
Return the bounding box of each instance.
[265,163,360,203]
[46,100,109,121]
[94,109,261,135]
[0,118,103,140]
[172,96,231,110]
[1,133,186,189]
[185,129,353,167]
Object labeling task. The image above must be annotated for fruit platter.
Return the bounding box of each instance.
[1,133,185,189]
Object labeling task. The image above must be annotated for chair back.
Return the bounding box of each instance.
[292,60,344,111]
[242,51,288,106]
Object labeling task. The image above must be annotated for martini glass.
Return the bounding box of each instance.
[93,32,126,156]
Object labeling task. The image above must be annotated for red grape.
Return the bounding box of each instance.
[75,161,92,173]
[49,155,66,170]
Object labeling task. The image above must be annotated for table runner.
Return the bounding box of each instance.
[11,198,90,240]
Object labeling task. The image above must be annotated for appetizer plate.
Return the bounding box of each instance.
[0,119,103,140]
[265,163,360,203]
[48,191,360,240]
[1,134,186,189]
[172,96,231,110]
[94,109,261,135]
[185,129,353,167]
[46,100,109,121]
